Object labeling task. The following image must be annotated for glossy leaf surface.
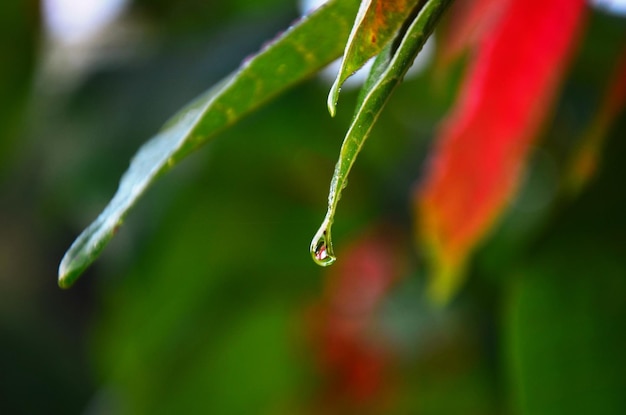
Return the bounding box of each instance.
[415,0,587,303]
[328,0,421,116]
[311,0,453,267]
[58,0,360,288]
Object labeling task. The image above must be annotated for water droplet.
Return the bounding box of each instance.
[310,221,336,266]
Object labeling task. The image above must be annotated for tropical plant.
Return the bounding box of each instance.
[31,0,626,413]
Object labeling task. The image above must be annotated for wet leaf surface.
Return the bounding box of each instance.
[328,0,421,116]
[58,0,360,288]
[312,0,453,267]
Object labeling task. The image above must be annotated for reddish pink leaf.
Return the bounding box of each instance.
[414,0,587,302]
[438,0,507,65]
[305,226,405,410]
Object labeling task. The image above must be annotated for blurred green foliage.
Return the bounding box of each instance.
[1,1,625,414]
[0,1,38,174]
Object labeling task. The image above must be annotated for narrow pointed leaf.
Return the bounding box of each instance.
[58,0,361,288]
[567,46,626,195]
[311,0,453,266]
[328,0,421,116]
[415,0,587,303]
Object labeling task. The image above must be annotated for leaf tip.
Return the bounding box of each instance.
[327,78,341,117]
[416,205,468,305]
[58,277,72,290]
[58,255,79,289]
[426,259,464,306]
[310,218,337,267]
[57,222,108,289]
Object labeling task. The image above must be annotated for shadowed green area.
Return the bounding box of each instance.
[58,0,360,288]
[1,1,626,414]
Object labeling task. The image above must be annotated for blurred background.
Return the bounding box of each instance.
[1,0,626,414]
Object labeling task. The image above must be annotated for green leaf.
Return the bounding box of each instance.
[58,0,361,288]
[310,0,452,267]
[506,244,626,415]
[328,0,422,116]
[0,2,38,176]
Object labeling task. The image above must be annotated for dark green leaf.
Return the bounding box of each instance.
[58,0,360,288]
[311,0,452,267]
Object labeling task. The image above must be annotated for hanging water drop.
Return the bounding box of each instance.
[310,220,336,266]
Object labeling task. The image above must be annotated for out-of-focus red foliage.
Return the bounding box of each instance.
[305,226,406,413]
[415,0,587,302]
[568,45,626,193]
[438,0,506,65]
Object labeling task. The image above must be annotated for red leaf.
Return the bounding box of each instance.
[414,0,587,302]
[438,0,506,65]
[306,226,405,409]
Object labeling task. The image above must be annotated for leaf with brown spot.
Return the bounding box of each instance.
[58,0,360,288]
[328,0,422,116]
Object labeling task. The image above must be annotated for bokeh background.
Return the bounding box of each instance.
[1,0,626,414]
